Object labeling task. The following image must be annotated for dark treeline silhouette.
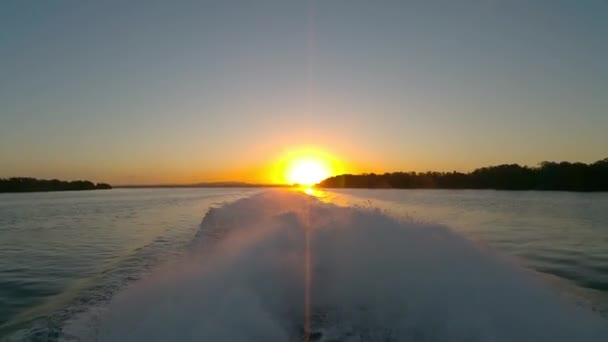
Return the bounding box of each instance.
[0,177,112,193]
[318,158,608,192]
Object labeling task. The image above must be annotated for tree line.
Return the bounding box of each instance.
[317,158,608,191]
[0,177,112,193]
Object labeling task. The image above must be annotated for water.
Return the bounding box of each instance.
[324,189,608,308]
[0,188,259,339]
[1,188,607,340]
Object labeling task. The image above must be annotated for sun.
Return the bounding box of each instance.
[286,158,330,186]
[273,148,339,186]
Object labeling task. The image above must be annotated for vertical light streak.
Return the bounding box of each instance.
[303,194,312,342]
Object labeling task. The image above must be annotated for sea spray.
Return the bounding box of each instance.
[61,190,608,341]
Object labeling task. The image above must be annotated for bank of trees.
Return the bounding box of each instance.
[0,178,112,193]
[318,158,608,191]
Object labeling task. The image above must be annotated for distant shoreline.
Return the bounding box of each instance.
[113,182,291,189]
[4,157,607,193]
[0,178,111,193]
[318,158,608,192]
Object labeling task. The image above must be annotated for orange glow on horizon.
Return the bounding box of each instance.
[107,145,355,186]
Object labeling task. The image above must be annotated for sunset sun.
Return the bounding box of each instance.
[275,148,340,186]
[286,158,330,186]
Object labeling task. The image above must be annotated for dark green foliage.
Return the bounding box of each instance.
[318,158,608,192]
[0,178,112,193]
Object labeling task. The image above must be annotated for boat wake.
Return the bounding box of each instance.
[61,190,608,341]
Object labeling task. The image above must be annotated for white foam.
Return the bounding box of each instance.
[61,190,608,341]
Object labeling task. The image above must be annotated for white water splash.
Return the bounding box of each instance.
[61,190,608,341]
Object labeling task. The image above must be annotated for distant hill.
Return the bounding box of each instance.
[114,182,290,189]
[318,158,608,192]
[0,177,112,193]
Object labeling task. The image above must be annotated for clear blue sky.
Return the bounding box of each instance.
[1,0,607,184]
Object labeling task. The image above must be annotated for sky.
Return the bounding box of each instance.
[1,0,607,185]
